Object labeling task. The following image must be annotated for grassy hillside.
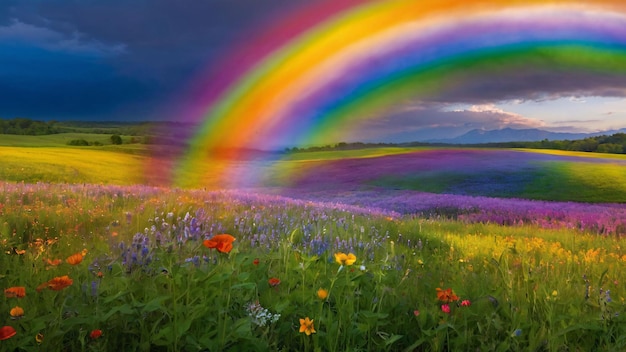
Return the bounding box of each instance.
[0,133,144,148]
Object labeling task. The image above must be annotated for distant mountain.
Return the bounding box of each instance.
[425,128,626,144]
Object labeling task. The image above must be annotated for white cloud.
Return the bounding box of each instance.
[0,19,126,56]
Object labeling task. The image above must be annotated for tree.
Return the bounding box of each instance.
[110,135,123,145]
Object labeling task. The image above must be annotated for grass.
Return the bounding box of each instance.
[0,133,141,148]
[281,147,428,162]
[1,183,626,351]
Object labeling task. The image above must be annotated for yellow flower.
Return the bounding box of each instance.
[299,317,316,335]
[317,288,328,300]
[36,332,44,344]
[334,252,356,266]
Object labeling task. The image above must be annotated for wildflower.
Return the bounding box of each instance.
[413,310,420,316]
[0,326,16,340]
[317,288,328,300]
[299,317,316,335]
[246,301,280,327]
[9,306,24,319]
[253,258,259,266]
[36,332,44,344]
[436,288,459,303]
[4,287,26,298]
[461,299,471,307]
[334,252,356,266]
[513,329,522,337]
[203,234,236,253]
[96,271,104,278]
[66,253,83,265]
[90,329,102,340]
[441,304,451,314]
[268,278,281,287]
[45,258,62,266]
[552,290,558,297]
[37,275,73,292]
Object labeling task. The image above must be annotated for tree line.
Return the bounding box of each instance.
[289,133,626,155]
[464,133,626,154]
[0,118,60,135]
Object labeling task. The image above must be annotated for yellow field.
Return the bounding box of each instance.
[0,146,146,185]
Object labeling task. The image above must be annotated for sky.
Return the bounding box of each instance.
[1,1,626,143]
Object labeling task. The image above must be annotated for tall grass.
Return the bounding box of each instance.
[1,182,626,351]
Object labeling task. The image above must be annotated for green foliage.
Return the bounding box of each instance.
[0,118,60,135]
[110,135,123,145]
[67,139,90,146]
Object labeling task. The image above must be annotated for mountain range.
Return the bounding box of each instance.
[425,128,626,144]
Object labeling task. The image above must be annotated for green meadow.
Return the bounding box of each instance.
[2,136,626,351]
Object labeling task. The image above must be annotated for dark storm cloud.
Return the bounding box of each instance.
[0,0,298,120]
[432,68,626,105]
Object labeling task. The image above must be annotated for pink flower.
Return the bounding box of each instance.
[461,299,471,307]
[413,310,420,316]
[441,304,451,314]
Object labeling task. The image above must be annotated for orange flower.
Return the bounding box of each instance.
[37,276,73,292]
[90,329,103,339]
[202,234,236,253]
[299,317,316,335]
[4,287,26,298]
[436,288,459,303]
[0,326,16,340]
[9,306,24,318]
[317,288,328,300]
[45,258,62,266]
[66,253,83,265]
[268,278,281,287]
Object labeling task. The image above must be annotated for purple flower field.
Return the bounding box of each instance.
[252,149,626,235]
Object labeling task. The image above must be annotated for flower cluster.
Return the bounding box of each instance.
[246,301,281,327]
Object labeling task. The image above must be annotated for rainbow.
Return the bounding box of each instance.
[157,0,626,188]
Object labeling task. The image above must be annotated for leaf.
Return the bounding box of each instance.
[142,296,169,313]
[384,334,403,347]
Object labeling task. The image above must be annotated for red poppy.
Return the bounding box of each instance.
[4,287,26,298]
[253,258,260,266]
[90,329,103,340]
[0,326,16,340]
[268,277,281,287]
[202,234,236,253]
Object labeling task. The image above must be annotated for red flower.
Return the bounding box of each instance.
[268,277,281,287]
[441,304,451,314]
[90,329,102,340]
[253,258,259,266]
[461,299,471,307]
[4,287,26,298]
[202,234,236,253]
[0,326,16,340]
